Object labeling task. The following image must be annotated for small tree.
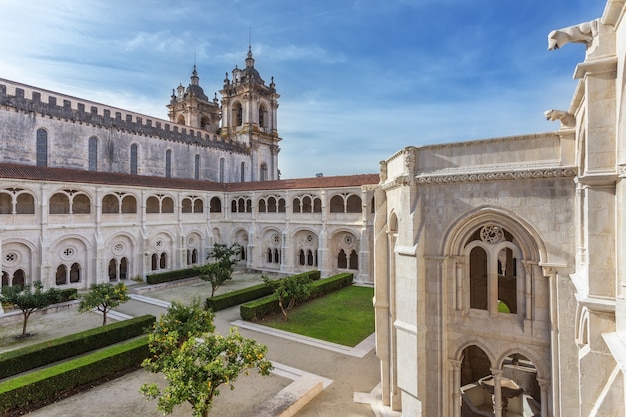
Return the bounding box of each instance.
[195,262,233,297]
[144,299,215,368]
[207,243,241,271]
[263,274,313,320]
[0,281,62,337]
[141,301,272,417]
[78,282,130,326]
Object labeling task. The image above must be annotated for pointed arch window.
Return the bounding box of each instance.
[130,144,138,175]
[36,129,48,167]
[165,150,172,178]
[88,136,98,171]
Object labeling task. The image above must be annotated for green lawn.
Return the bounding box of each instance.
[259,285,375,347]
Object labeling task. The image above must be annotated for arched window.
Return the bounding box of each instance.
[259,200,267,212]
[330,195,344,213]
[182,198,193,213]
[120,257,128,280]
[292,198,301,213]
[194,154,200,180]
[219,158,225,183]
[307,250,314,266]
[165,150,172,178]
[56,265,67,285]
[274,248,280,264]
[72,194,91,214]
[2,271,9,287]
[302,196,312,213]
[191,249,198,264]
[102,194,119,214]
[161,197,174,213]
[259,104,266,128]
[13,270,25,287]
[313,198,322,213]
[210,197,222,213]
[466,225,520,315]
[16,193,34,214]
[240,162,245,182]
[146,196,160,213]
[278,198,286,213]
[151,254,158,271]
[49,193,70,214]
[88,136,98,171]
[338,249,348,269]
[268,197,277,213]
[193,199,203,213]
[469,246,488,310]
[36,129,48,167]
[0,192,12,214]
[346,195,362,213]
[299,249,306,265]
[267,248,273,263]
[349,250,358,270]
[260,164,268,181]
[70,263,81,283]
[130,144,138,175]
[160,253,167,269]
[234,103,243,126]
[109,259,118,281]
[121,195,137,213]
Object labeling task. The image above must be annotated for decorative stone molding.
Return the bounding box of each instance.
[618,164,626,178]
[415,167,577,184]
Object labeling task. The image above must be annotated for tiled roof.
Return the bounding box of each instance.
[0,163,379,192]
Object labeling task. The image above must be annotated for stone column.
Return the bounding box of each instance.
[455,257,464,311]
[451,359,462,417]
[491,368,503,417]
[537,378,550,417]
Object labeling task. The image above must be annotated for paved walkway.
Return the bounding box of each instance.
[10,275,401,416]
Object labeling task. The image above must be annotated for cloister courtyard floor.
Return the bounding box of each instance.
[0,273,396,417]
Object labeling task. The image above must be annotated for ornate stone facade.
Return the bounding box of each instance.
[374,1,626,416]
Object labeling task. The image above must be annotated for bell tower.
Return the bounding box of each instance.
[220,47,281,181]
[167,65,221,133]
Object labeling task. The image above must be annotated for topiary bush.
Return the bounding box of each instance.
[0,337,149,414]
[0,315,155,379]
[146,268,198,285]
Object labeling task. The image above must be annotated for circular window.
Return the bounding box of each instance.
[272,233,280,245]
[60,246,76,261]
[187,237,196,246]
[154,239,164,250]
[480,225,504,243]
[113,243,125,255]
[306,234,314,244]
[4,252,19,266]
[344,235,353,246]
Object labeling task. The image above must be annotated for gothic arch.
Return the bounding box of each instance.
[442,206,546,263]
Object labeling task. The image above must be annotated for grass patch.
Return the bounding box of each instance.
[259,285,374,347]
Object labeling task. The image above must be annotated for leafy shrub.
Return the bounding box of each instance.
[0,337,149,414]
[0,315,155,379]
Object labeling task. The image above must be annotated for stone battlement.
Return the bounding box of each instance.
[0,78,248,154]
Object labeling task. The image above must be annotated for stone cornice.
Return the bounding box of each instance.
[414,166,577,185]
[574,55,618,79]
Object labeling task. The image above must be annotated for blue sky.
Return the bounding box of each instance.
[0,0,603,179]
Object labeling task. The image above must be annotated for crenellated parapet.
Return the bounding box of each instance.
[0,79,249,155]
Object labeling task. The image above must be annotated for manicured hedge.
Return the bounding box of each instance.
[0,336,149,414]
[240,272,353,321]
[58,288,78,303]
[146,267,198,284]
[0,315,155,379]
[205,270,321,312]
